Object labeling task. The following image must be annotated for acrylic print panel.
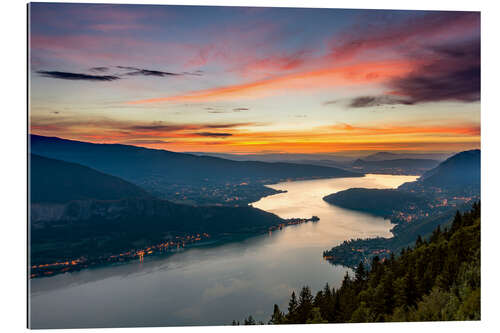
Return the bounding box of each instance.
[28,2,481,328]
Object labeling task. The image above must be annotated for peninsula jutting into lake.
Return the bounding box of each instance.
[29,3,480,329]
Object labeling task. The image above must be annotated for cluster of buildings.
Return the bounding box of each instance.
[30,232,211,278]
[268,216,320,234]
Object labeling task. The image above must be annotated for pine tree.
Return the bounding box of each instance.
[297,286,314,323]
[451,211,463,233]
[259,203,480,325]
[244,315,256,325]
[415,235,423,247]
[269,304,284,324]
[355,261,367,283]
[286,291,298,323]
[430,225,441,242]
[306,307,328,324]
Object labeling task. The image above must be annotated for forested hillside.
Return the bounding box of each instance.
[323,188,427,217]
[240,203,480,324]
[31,199,286,267]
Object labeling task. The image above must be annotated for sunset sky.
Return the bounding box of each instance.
[29,3,480,154]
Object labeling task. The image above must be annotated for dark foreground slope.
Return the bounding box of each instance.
[30,154,153,203]
[255,204,480,324]
[30,135,361,205]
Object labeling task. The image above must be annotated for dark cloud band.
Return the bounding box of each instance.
[116,66,202,77]
[349,96,413,108]
[117,66,181,77]
[37,71,120,81]
[89,67,109,72]
[389,38,480,104]
[193,132,232,137]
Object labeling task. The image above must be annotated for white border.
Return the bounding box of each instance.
[1,0,499,332]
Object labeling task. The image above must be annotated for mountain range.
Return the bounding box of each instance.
[361,151,451,161]
[351,158,440,175]
[30,135,361,204]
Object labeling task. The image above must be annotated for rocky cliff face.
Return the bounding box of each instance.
[30,203,67,222]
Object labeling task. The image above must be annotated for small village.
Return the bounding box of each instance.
[30,232,212,278]
[323,237,393,268]
[31,216,320,278]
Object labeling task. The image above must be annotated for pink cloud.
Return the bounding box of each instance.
[89,23,150,32]
[128,59,416,104]
[329,11,479,62]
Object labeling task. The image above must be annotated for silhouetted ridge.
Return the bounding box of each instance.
[30,135,362,201]
[30,154,153,203]
[419,149,480,187]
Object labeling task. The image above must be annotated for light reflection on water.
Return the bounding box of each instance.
[29,174,417,328]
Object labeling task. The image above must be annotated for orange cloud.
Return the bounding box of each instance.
[128,140,480,154]
[328,123,481,136]
[128,59,416,104]
[32,118,480,154]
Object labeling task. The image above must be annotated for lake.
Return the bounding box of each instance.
[29,174,418,328]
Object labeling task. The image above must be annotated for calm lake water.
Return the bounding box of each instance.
[29,174,418,328]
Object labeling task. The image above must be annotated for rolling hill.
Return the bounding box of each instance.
[418,149,480,188]
[30,154,153,203]
[323,188,427,217]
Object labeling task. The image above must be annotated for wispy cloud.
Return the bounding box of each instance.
[36,65,202,82]
[329,11,479,61]
[114,66,203,77]
[192,132,233,137]
[30,112,479,153]
[348,95,413,108]
[30,115,262,138]
[121,139,170,145]
[89,66,109,72]
[128,59,414,103]
[116,66,182,77]
[328,123,480,136]
[36,70,120,81]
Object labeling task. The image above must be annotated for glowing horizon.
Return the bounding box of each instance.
[29,4,480,154]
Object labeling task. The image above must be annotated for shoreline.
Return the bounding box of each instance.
[30,216,320,279]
